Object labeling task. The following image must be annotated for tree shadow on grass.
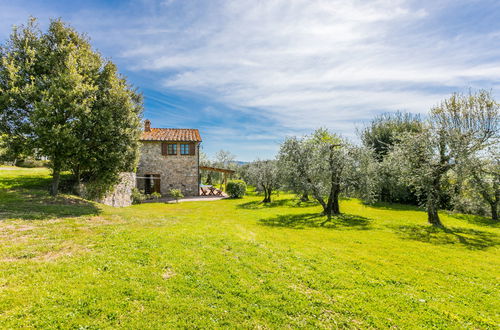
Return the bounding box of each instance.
[371,201,421,212]
[449,213,499,228]
[391,224,499,250]
[0,190,101,221]
[258,212,372,230]
[0,173,100,221]
[0,175,52,190]
[237,199,318,210]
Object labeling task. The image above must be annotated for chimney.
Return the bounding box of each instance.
[144,119,151,132]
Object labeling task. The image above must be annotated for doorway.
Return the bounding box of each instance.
[144,174,161,194]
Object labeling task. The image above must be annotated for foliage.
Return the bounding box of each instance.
[346,146,379,203]
[0,135,28,165]
[360,111,423,161]
[16,157,49,168]
[246,160,279,203]
[359,112,422,204]
[455,145,499,220]
[150,191,162,200]
[0,167,499,328]
[211,149,237,187]
[169,188,184,203]
[235,163,251,183]
[226,180,247,198]
[390,90,499,226]
[451,174,491,217]
[214,149,236,169]
[131,187,146,205]
[278,128,355,218]
[199,150,211,167]
[377,151,420,205]
[0,18,143,196]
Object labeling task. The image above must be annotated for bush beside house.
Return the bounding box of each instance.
[226,180,247,198]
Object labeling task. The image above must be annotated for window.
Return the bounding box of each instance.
[167,143,177,155]
[180,143,190,155]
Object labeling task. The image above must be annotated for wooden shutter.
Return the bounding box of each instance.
[161,142,168,155]
[189,143,196,155]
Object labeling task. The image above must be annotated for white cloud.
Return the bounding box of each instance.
[112,0,500,136]
[1,0,498,156]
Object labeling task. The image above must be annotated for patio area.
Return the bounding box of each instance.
[142,194,227,204]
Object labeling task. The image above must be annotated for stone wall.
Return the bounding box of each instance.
[79,172,136,207]
[99,172,136,207]
[137,141,199,196]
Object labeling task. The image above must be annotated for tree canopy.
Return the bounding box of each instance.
[0,18,143,196]
[391,90,499,226]
[278,128,355,219]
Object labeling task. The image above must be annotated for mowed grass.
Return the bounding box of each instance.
[0,167,499,328]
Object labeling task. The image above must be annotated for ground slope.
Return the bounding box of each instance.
[0,167,499,328]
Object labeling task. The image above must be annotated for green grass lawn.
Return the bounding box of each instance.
[0,167,499,328]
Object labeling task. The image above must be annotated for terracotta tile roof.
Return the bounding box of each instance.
[141,128,202,142]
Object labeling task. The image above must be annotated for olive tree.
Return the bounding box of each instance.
[347,146,380,203]
[213,149,236,187]
[463,145,499,220]
[391,90,499,226]
[278,128,354,219]
[246,159,279,203]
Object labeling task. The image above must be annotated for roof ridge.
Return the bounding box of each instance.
[141,127,202,142]
[151,127,199,130]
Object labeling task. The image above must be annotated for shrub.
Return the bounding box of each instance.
[131,188,146,204]
[150,192,162,200]
[226,180,247,198]
[17,158,50,168]
[169,189,184,203]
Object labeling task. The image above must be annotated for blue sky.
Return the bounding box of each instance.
[1,0,499,161]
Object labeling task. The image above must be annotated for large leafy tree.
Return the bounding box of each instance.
[360,112,423,203]
[391,90,499,226]
[0,18,142,196]
[360,111,423,161]
[278,128,354,219]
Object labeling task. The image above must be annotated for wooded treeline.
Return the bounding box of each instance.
[240,91,499,227]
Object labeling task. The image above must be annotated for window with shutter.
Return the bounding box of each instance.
[167,143,177,155]
[180,143,190,155]
[189,143,196,155]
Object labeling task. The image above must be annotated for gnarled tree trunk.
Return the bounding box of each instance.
[323,183,341,220]
[262,187,272,203]
[426,189,443,227]
[490,201,498,221]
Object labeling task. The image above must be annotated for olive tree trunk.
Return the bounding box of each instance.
[323,183,341,220]
[262,187,272,203]
[491,201,498,221]
[426,188,443,227]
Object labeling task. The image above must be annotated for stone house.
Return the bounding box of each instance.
[136,119,202,196]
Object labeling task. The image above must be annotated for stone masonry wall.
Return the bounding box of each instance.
[79,172,136,207]
[99,172,136,207]
[137,141,199,196]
